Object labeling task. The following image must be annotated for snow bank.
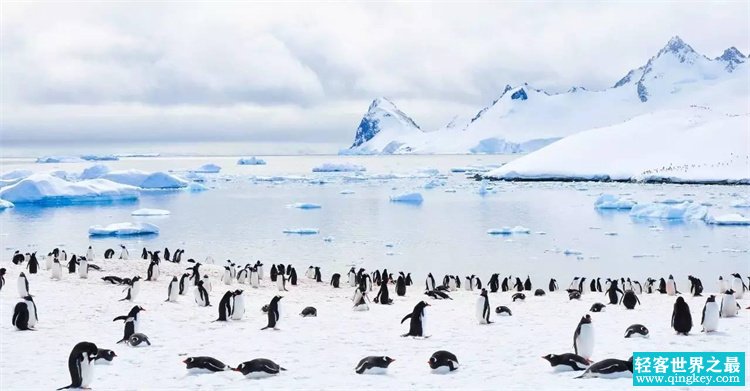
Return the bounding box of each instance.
[287,202,322,209]
[131,208,171,216]
[487,226,531,235]
[102,170,188,189]
[237,157,267,165]
[594,194,636,210]
[312,163,366,173]
[80,154,119,161]
[0,199,14,209]
[0,174,139,204]
[730,198,750,208]
[629,202,708,221]
[79,164,111,180]
[35,156,82,163]
[389,192,423,204]
[282,228,319,235]
[706,213,750,226]
[89,222,159,236]
[193,163,221,173]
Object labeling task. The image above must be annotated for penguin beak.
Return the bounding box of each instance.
[182,359,188,363]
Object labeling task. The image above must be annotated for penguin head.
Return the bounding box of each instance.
[0,268,5,276]
[581,314,592,324]
[380,356,395,366]
[541,354,556,364]
[183,357,194,364]
[706,295,716,302]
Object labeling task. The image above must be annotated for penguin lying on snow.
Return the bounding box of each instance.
[589,303,606,312]
[424,290,452,300]
[624,324,649,338]
[355,356,395,374]
[495,306,512,316]
[127,333,151,347]
[542,353,591,371]
[428,351,459,373]
[512,293,525,302]
[183,356,233,373]
[234,359,286,378]
[95,349,117,364]
[576,357,633,379]
[300,307,317,317]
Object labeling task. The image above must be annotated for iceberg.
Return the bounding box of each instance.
[594,194,636,210]
[0,199,14,209]
[182,172,205,182]
[102,170,188,189]
[193,163,221,173]
[187,183,208,192]
[0,174,139,205]
[389,192,423,204]
[79,164,111,180]
[706,213,750,226]
[237,157,267,165]
[629,202,708,221]
[487,226,531,235]
[80,154,119,161]
[287,202,322,209]
[312,163,366,173]
[36,156,82,163]
[283,228,319,235]
[1,170,32,181]
[131,208,171,216]
[89,222,159,237]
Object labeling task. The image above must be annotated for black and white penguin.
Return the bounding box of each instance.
[718,276,727,293]
[50,259,62,280]
[67,255,77,274]
[401,301,430,337]
[395,275,406,296]
[187,263,201,286]
[17,272,30,298]
[620,290,641,310]
[166,277,179,303]
[314,266,322,283]
[147,261,160,281]
[352,287,370,311]
[261,296,283,330]
[624,324,649,338]
[731,273,747,299]
[589,303,606,313]
[118,245,129,260]
[428,350,459,373]
[194,280,211,307]
[276,273,288,292]
[26,253,39,274]
[501,276,509,292]
[12,251,24,265]
[119,276,141,301]
[605,279,623,304]
[347,267,357,287]
[542,353,591,371]
[57,342,99,390]
[0,268,6,291]
[250,266,260,288]
[549,278,559,292]
[298,306,317,317]
[448,275,457,291]
[671,296,692,335]
[720,290,740,318]
[405,273,413,285]
[374,279,393,305]
[576,357,633,379]
[573,314,594,360]
[102,276,123,285]
[289,267,298,286]
[568,290,581,300]
[234,359,286,378]
[78,256,89,279]
[701,295,720,332]
[512,292,526,302]
[95,349,117,365]
[596,278,602,292]
[305,266,315,279]
[12,300,34,330]
[425,273,436,291]
[578,277,587,293]
[164,247,170,262]
[127,333,151,347]
[222,266,232,285]
[104,249,115,259]
[488,274,499,293]
[183,356,233,373]
[330,273,341,288]
[141,247,148,260]
[424,290,452,300]
[231,290,245,320]
[514,277,524,292]
[114,305,145,343]
[666,274,678,296]
[216,291,234,321]
[657,277,667,294]
[534,289,546,296]
[524,276,532,291]
[270,264,278,282]
[688,275,703,296]
[354,356,395,374]
[495,306,512,316]
[179,273,191,295]
[632,280,643,294]
[589,278,597,293]
[476,289,492,324]
[86,246,95,262]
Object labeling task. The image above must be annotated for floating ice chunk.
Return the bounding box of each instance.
[658,198,692,204]
[312,163,366,172]
[283,228,319,235]
[131,208,171,216]
[389,192,423,204]
[706,213,750,226]
[182,172,205,182]
[0,199,14,209]
[340,190,355,195]
[629,202,708,220]
[535,231,547,235]
[450,165,488,173]
[487,226,530,235]
[237,157,267,165]
[563,249,582,255]
[193,163,221,173]
[1,170,32,181]
[102,170,188,189]
[89,222,159,236]
[423,179,445,189]
[0,174,139,204]
[36,156,82,163]
[80,154,119,161]
[288,202,321,209]
[79,164,110,180]
[730,198,750,208]
[594,194,636,210]
[187,182,208,192]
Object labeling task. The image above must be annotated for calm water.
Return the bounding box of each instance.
[1,155,748,283]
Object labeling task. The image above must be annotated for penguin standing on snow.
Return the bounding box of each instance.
[541,353,591,371]
[78,257,89,279]
[306,266,315,279]
[141,248,148,260]
[347,268,357,287]
[17,272,30,298]
[671,296,692,335]
[12,251,24,265]
[51,259,62,280]
[514,277,524,292]
[401,301,430,337]
[289,267,298,286]
[701,295,719,332]
[374,279,393,305]
[0,268,5,291]
[216,291,233,321]
[549,278,558,292]
[396,275,406,296]
[86,246,95,262]
[425,273,436,291]
[352,287,370,311]
[576,357,633,379]
[524,276,532,291]
[620,290,641,310]
[657,277,667,294]
[120,277,141,301]
[330,273,341,288]
[26,253,39,274]
[119,245,129,260]
[179,273,190,295]
[476,289,492,324]
[276,273,288,291]
[718,276,727,293]
[12,296,36,330]
[222,267,232,285]
[187,263,201,286]
[720,290,740,318]
[688,275,703,296]
[488,274,499,292]
[314,266,322,283]
[605,279,623,304]
[270,264,278,282]
[114,306,145,343]
[146,261,160,281]
[104,249,114,259]
[67,255,77,274]
[166,277,179,302]
[573,314,594,360]
[261,296,282,330]
[501,276,509,292]
[57,342,99,390]
[666,275,678,296]
[194,280,211,307]
[731,273,747,299]
[250,266,260,288]
[231,290,245,320]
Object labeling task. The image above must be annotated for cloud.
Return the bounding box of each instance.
[1,2,748,148]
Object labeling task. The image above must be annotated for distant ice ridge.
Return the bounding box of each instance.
[706,213,750,226]
[131,208,171,216]
[102,170,189,189]
[487,226,531,235]
[237,157,267,165]
[594,194,636,210]
[36,156,82,163]
[0,174,139,204]
[192,163,221,173]
[287,202,322,209]
[389,192,423,204]
[283,228,319,234]
[629,202,708,221]
[312,163,366,172]
[89,222,159,236]
[79,164,111,180]
[80,154,119,161]
[0,199,14,209]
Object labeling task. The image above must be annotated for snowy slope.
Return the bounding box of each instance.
[346,97,424,154]
[344,36,747,155]
[485,107,750,183]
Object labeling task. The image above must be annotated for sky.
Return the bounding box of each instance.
[1,1,748,152]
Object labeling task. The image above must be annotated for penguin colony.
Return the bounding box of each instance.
[3,246,749,387]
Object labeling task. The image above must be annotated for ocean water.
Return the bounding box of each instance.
[1,155,748,283]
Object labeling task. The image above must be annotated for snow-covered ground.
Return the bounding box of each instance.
[0,256,748,390]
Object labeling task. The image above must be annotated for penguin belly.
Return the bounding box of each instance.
[575,324,594,359]
[232,296,245,320]
[721,295,738,317]
[732,279,744,299]
[475,299,488,324]
[666,282,676,296]
[702,302,720,332]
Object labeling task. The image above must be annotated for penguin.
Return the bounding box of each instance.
[424,290,452,300]
[720,290,740,318]
[255,261,264,279]
[374,279,393,305]
[187,263,201,286]
[17,272,29,298]
[512,292,526,302]
[104,249,115,259]
[355,356,395,374]
[57,342,99,390]
[573,314,594,360]
[448,276,458,291]
[12,300,33,330]
[0,268,5,291]
[95,349,117,364]
[731,273,747,299]
[372,270,381,286]
[120,277,141,301]
[26,253,39,274]
[45,252,54,270]
[524,276,532,291]
[86,246,95,261]
[541,353,591,372]
[141,247,148,260]
[22,295,38,328]
[194,280,211,307]
[231,290,245,320]
[270,264,278,282]
[221,267,232,285]
[347,268,357,287]
[261,296,282,330]
[276,273,288,291]
[514,277,524,292]
[589,278,597,293]
[605,279,623,304]
[549,278,558,292]
[718,276,727,293]
[201,274,212,292]
[620,290,641,310]
[353,287,370,311]
[657,277,667,294]
[12,251,24,265]
[102,276,123,285]
[306,266,315,279]
[701,295,720,332]
[179,273,190,295]
[51,260,62,280]
[78,256,92,278]
[401,301,430,337]
[300,306,317,317]
[67,255,77,274]
[428,350,459,373]
[143,261,157,282]
[289,267,298,286]
[395,275,406,296]
[164,247,170,262]
[330,273,341,288]
[314,267,322,283]
[405,273,413,285]
[624,324,649,338]
[234,359,286,378]
[589,303,606,313]
[671,296,692,335]
[500,276,509,292]
[632,280,643,294]
[578,277,587,293]
[666,274,679,296]
[118,245,129,260]
[216,291,233,321]
[127,333,151,347]
[183,356,233,373]
[491,306,510,317]
[166,276,179,302]
[425,273,436,291]
[569,277,580,290]
[534,289,546,296]
[250,267,260,288]
[576,357,633,379]
[475,289,492,324]
[113,305,144,344]
[488,274,499,293]
[688,275,703,296]
[151,251,161,265]
[596,278,602,292]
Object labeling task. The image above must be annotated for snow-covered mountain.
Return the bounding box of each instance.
[344,36,747,155]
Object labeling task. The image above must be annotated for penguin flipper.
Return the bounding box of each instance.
[113,316,127,322]
[400,314,412,324]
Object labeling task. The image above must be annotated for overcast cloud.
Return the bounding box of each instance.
[1,1,748,148]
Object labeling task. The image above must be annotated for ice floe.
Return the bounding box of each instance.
[312,163,366,172]
[706,213,750,226]
[131,208,171,216]
[389,192,423,204]
[237,157,267,165]
[79,164,111,180]
[89,222,160,236]
[0,174,139,204]
[192,163,221,173]
[287,202,322,209]
[629,202,708,221]
[35,156,82,163]
[80,154,119,161]
[102,170,188,189]
[594,194,636,210]
[282,228,320,234]
[487,226,531,235]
